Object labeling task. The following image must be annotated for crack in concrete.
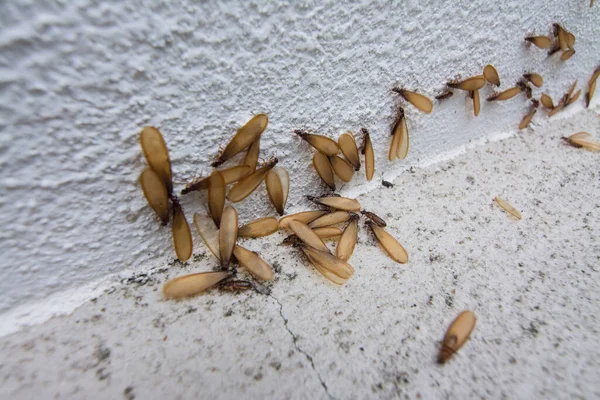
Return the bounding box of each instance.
[269,294,334,400]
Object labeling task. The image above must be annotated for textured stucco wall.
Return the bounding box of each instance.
[0,0,598,321]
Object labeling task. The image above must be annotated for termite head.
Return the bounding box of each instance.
[437,345,454,364]
[211,146,226,167]
[531,99,540,108]
[391,86,404,95]
[261,157,279,169]
[293,129,308,140]
[391,107,405,136]
[359,128,371,154]
[552,23,562,37]
[282,234,302,246]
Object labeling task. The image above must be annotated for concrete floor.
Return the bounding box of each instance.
[1,111,599,399]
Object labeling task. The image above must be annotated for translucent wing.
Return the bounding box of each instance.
[213,114,268,166]
[329,155,354,182]
[279,210,327,229]
[368,222,408,264]
[308,211,351,228]
[313,151,336,190]
[208,170,226,227]
[193,213,221,260]
[139,168,169,224]
[227,159,278,202]
[288,220,330,252]
[336,217,358,261]
[163,271,231,299]
[219,206,238,268]
[233,245,274,281]
[238,217,279,238]
[172,202,193,262]
[494,196,523,219]
[338,132,360,170]
[139,126,173,194]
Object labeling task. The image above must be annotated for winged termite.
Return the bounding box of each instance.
[308,196,361,212]
[279,210,327,229]
[299,244,354,281]
[560,49,575,61]
[525,35,552,49]
[360,128,375,181]
[390,107,409,160]
[487,87,521,101]
[308,211,351,228]
[540,93,554,109]
[219,279,253,292]
[336,214,359,261]
[219,206,238,269]
[392,87,433,113]
[565,89,581,106]
[438,310,477,364]
[233,245,274,281]
[435,90,454,101]
[361,210,387,227]
[294,129,339,156]
[193,213,221,260]
[212,114,268,167]
[516,79,533,99]
[171,200,193,262]
[139,168,170,224]
[227,158,278,203]
[208,170,226,227]
[139,126,173,194]
[313,151,336,190]
[494,196,522,220]
[523,73,543,88]
[163,271,232,299]
[181,175,209,195]
[587,79,597,108]
[366,221,408,264]
[483,65,500,87]
[238,216,278,238]
[287,220,330,252]
[329,155,354,182]
[265,167,289,215]
[313,226,344,239]
[563,132,600,151]
[472,90,480,117]
[219,165,252,185]
[244,139,260,171]
[567,80,578,99]
[518,100,538,130]
[447,76,487,91]
[338,132,361,171]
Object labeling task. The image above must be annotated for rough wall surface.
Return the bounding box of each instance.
[0,0,598,322]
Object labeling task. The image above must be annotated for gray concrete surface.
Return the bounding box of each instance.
[1,111,599,399]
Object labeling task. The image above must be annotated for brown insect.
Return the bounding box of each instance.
[294,129,339,156]
[483,65,501,87]
[219,206,238,269]
[389,107,409,161]
[487,86,522,102]
[525,35,552,49]
[219,279,254,292]
[438,310,477,364]
[392,87,433,113]
[360,128,375,181]
[227,158,278,202]
[212,114,268,167]
[338,132,361,171]
[447,75,487,91]
[494,196,522,220]
[523,73,543,88]
[435,90,454,101]
[238,216,279,238]
[361,210,387,227]
[516,79,533,99]
[139,127,193,261]
[233,245,274,281]
[265,167,290,215]
[163,271,233,299]
[382,180,394,188]
[336,214,359,261]
[308,195,361,212]
[279,210,327,229]
[366,221,408,264]
[586,65,600,108]
[562,132,600,151]
[519,100,539,130]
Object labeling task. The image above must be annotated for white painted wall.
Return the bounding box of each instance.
[0,0,598,321]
